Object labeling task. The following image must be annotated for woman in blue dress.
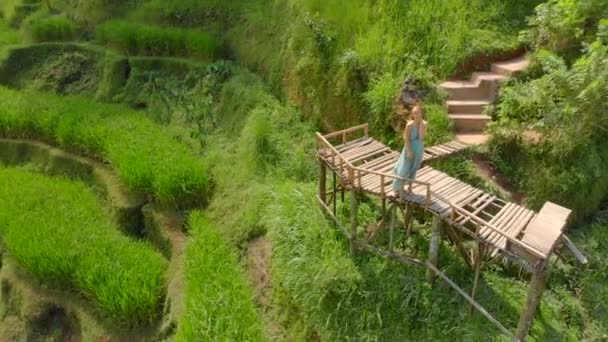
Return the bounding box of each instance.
[393,104,426,198]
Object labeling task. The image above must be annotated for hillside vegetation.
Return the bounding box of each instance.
[0,0,606,341]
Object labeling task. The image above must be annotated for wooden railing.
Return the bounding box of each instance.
[316,128,432,207]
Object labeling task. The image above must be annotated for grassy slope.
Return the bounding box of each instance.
[0,166,167,326]
[176,211,266,341]
[1,1,604,340]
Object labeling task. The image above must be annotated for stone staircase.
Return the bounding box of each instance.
[441,56,529,145]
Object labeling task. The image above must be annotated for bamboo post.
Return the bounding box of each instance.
[333,172,337,218]
[404,204,413,237]
[516,263,548,341]
[350,191,359,256]
[470,243,484,314]
[389,205,396,252]
[426,214,442,283]
[319,159,327,205]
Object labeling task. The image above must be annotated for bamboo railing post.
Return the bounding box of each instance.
[333,172,337,218]
[426,214,442,283]
[319,158,327,206]
[516,263,548,341]
[350,191,359,256]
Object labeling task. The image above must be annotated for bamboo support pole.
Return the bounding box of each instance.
[319,159,327,206]
[389,205,396,252]
[350,191,359,256]
[427,214,442,283]
[470,243,484,314]
[516,263,548,341]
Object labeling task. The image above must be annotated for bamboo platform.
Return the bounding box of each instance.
[316,124,585,341]
[317,124,570,266]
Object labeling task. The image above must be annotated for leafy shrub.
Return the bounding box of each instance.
[0,86,210,207]
[489,29,608,220]
[96,20,219,59]
[21,11,76,42]
[0,167,167,326]
[521,0,608,58]
[2,0,41,27]
[424,104,453,146]
[130,0,245,27]
[175,211,266,341]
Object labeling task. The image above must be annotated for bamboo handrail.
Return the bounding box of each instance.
[317,131,431,205]
[322,123,369,140]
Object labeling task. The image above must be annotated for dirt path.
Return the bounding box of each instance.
[471,154,526,204]
[245,236,286,339]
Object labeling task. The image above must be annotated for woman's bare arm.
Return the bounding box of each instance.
[420,121,427,141]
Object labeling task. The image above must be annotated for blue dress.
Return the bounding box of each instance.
[393,124,424,193]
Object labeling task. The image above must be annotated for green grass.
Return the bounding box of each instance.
[0,166,167,326]
[21,10,76,42]
[96,20,219,60]
[265,183,585,340]
[0,86,210,207]
[175,211,266,341]
[0,18,19,45]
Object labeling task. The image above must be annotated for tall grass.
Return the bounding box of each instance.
[226,0,540,134]
[175,211,266,341]
[0,167,167,326]
[0,17,19,45]
[21,10,76,42]
[96,20,218,59]
[265,183,585,340]
[0,86,210,207]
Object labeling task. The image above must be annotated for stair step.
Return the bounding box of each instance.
[441,72,506,101]
[449,114,491,132]
[491,56,530,77]
[471,72,508,83]
[447,100,492,114]
[455,133,489,145]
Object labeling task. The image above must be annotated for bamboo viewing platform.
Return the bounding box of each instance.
[315,124,586,341]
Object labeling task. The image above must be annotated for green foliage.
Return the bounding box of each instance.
[0,18,19,45]
[264,183,362,339]
[0,86,210,207]
[2,0,42,27]
[175,211,266,341]
[96,20,218,59]
[521,0,608,59]
[226,0,539,136]
[265,183,583,340]
[130,0,246,28]
[489,29,608,220]
[424,104,453,146]
[21,11,76,42]
[204,69,316,250]
[0,167,167,326]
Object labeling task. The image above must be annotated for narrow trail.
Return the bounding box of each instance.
[471,154,525,204]
[245,236,284,339]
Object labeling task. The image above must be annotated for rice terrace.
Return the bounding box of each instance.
[0,0,605,341]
